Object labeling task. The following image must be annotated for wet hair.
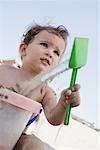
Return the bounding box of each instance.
[22,24,69,46]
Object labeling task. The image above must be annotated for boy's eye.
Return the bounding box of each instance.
[40,42,48,48]
[54,50,60,56]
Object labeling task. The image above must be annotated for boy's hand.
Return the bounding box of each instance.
[60,84,80,109]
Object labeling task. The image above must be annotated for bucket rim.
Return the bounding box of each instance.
[0,88,42,113]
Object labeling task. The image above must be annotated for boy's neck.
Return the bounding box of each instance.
[19,65,40,80]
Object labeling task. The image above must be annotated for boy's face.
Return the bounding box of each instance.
[20,30,65,74]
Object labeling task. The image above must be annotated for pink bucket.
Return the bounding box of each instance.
[0,88,42,150]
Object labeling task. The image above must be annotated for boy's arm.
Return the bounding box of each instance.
[42,87,66,125]
[42,84,80,126]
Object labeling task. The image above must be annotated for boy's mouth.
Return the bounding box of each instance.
[40,58,50,66]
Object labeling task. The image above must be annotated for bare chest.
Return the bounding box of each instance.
[0,71,46,103]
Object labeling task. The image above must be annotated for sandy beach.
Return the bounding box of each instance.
[26,113,100,150]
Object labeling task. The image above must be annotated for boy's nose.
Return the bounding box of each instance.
[45,53,52,58]
[45,51,53,58]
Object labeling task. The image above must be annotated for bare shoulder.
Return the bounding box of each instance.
[45,86,57,98]
[42,85,57,109]
[0,64,16,73]
[0,64,18,85]
[0,64,15,72]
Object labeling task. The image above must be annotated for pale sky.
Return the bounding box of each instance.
[0,0,99,129]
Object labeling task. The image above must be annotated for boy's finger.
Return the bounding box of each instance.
[66,89,72,96]
[72,84,80,91]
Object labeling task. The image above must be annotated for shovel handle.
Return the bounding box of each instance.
[64,68,77,125]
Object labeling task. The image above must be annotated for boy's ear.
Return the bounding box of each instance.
[19,42,27,57]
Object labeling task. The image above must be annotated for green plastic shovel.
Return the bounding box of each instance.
[64,37,89,125]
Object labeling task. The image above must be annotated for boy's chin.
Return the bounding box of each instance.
[39,64,57,73]
[36,67,49,74]
[40,65,51,71]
